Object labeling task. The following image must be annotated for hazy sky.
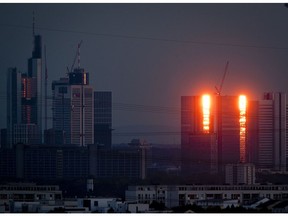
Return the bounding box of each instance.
[1,3,288,144]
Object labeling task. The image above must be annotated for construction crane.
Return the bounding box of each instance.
[215,61,229,96]
[69,40,83,73]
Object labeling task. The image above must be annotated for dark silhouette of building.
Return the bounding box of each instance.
[246,100,259,166]
[0,143,147,180]
[218,96,241,169]
[94,91,112,149]
[6,67,22,148]
[0,129,7,149]
[184,133,217,174]
[44,129,66,145]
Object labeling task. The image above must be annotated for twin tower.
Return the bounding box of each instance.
[181,93,287,175]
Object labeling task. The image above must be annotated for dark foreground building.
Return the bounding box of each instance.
[0,143,147,181]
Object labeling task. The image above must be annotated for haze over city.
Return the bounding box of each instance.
[1,3,288,145]
[3,2,288,213]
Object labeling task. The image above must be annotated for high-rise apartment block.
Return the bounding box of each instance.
[52,69,94,146]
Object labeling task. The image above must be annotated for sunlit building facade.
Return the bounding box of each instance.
[181,94,248,176]
[181,95,217,175]
[52,69,94,146]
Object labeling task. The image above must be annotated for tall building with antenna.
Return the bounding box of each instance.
[21,17,42,143]
[6,14,43,146]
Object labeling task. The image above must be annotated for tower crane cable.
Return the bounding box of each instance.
[215,61,229,96]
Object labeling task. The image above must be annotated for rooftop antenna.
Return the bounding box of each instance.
[78,40,82,69]
[44,45,48,131]
[33,11,35,36]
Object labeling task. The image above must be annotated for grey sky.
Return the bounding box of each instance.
[1,3,288,144]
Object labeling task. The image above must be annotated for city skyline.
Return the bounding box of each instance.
[1,3,288,144]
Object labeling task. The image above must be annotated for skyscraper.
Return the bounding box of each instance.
[181,94,247,175]
[94,91,112,148]
[23,34,42,140]
[258,92,287,172]
[6,67,22,148]
[218,96,242,168]
[246,100,259,165]
[181,95,217,175]
[52,69,94,146]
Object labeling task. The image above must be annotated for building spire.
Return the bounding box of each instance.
[33,11,35,36]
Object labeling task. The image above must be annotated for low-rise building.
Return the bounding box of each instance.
[0,183,62,213]
[125,184,288,208]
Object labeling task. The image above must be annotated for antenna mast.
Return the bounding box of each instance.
[44,45,48,131]
[33,11,35,36]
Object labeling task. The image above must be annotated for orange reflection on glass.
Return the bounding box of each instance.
[202,94,211,133]
[239,95,247,163]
